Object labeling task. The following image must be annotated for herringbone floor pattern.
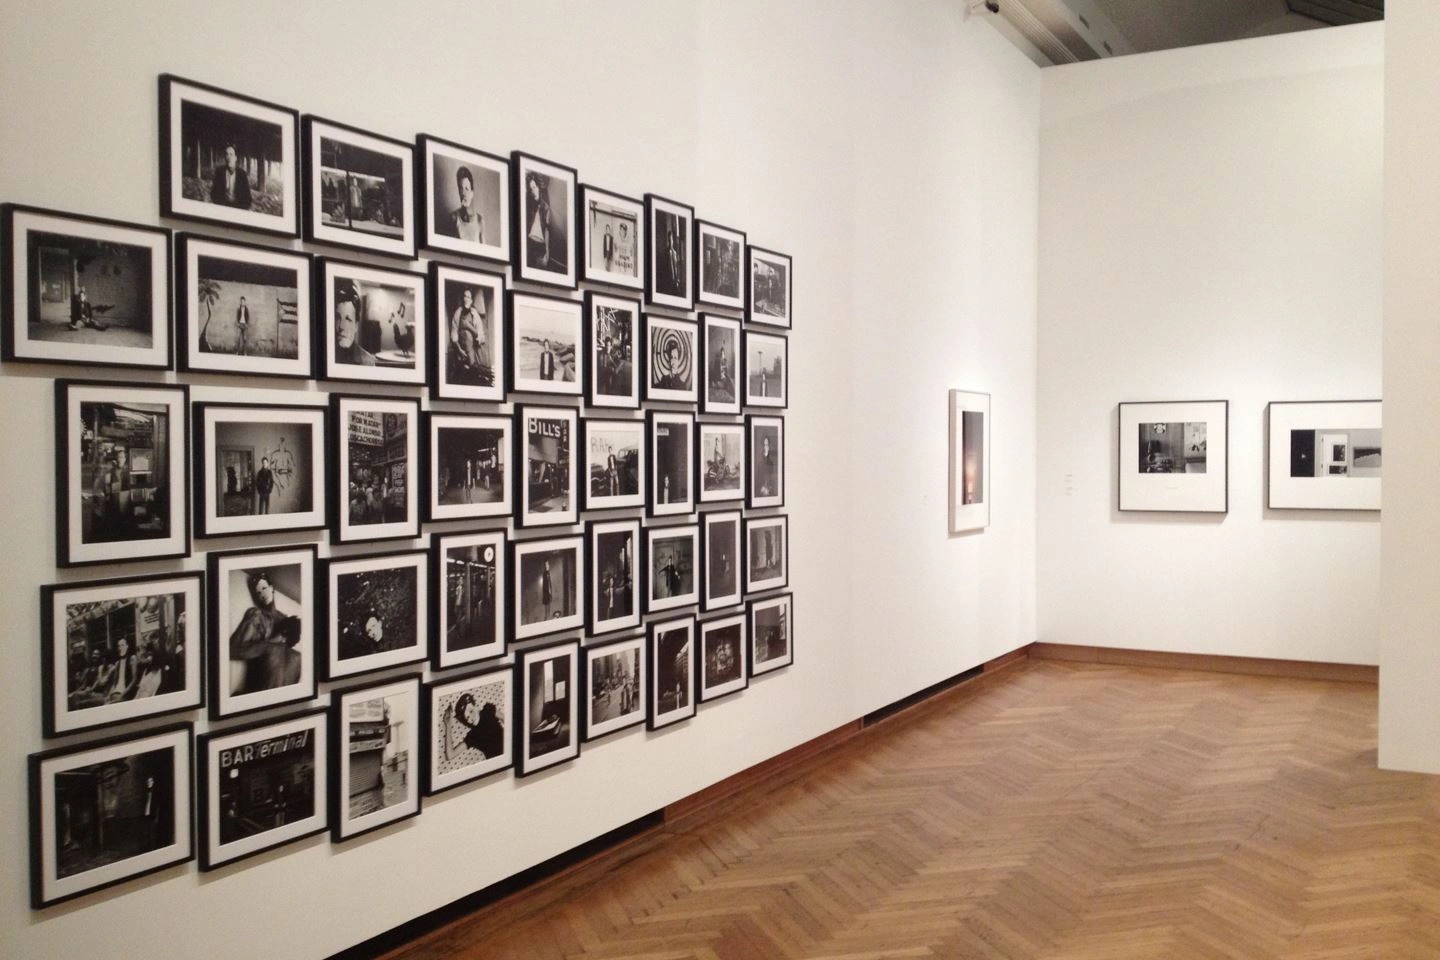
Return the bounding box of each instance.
[385,660,1440,960]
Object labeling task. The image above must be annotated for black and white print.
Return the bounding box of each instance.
[321,550,428,681]
[583,418,645,511]
[579,185,644,290]
[701,510,742,611]
[195,402,325,538]
[701,314,741,415]
[517,640,581,776]
[426,412,512,522]
[1267,400,1382,511]
[646,523,699,614]
[508,292,581,396]
[646,194,693,310]
[434,529,506,669]
[320,259,427,385]
[585,291,640,408]
[649,411,694,517]
[699,613,748,702]
[647,616,695,729]
[749,593,793,677]
[511,535,585,642]
[511,151,577,289]
[332,394,421,543]
[208,544,316,720]
[1118,400,1229,513]
[698,422,745,504]
[583,634,645,741]
[695,220,745,311]
[587,518,641,636]
[419,134,509,264]
[745,515,788,595]
[948,389,990,533]
[304,116,415,259]
[423,668,511,795]
[330,675,421,841]
[746,246,792,329]
[646,314,698,403]
[747,415,785,509]
[432,263,504,401]
[744,330,787,408]
[517,405,578,527]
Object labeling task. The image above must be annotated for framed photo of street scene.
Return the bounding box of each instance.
[647,616,696,730]
[193,401,327,538]
[695,219,746,311]
[645,523,699,614]
[422,666,512,795]
[1118,400,1229,513]
[701,314,741,415]
[697,421,745,504]
[645,314,698,404]
[698,613,748,703]
[582,418,645,512]
[424,412,513,522]
[432,529,506,670]
[743,330,787,409]
[1267,400,1382,511]
[515,639,581,777]
[319,549,428,681]
[318,258,427,386]
[302,116,415,260]
[431,262,504,402]
[746,246,791,329]
[507,292,582,397]
[749,593,793,677]
[701,510,742,611]
[510,534,584,642]
[747,415,785,509]
[648,411,694,518]
[584,291,640,409]
[511,151,577,289]
[418,134,509,265]
[586,518,641,636]
[645,194,693,311]
[745,514,787,595]
[330,674,421,842]
[330,394,421,544]
[579,184,644,291]
[516,405,578,527]
[948,389,990,534]
[582,633,646,741]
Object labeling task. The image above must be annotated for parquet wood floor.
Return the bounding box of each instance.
[382,660,1440,960]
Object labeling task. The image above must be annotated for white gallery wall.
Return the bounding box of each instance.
[1036,24,1385,665]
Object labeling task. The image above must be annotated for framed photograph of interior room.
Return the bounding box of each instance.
[193,401,327,538]
[701,510,742,611]
[330,394,421,543]
[701,314,742,415]
[698,612,748,703]
[516,404,579,527]
[330,673,422,842]
[583,633,646,741]
[29,723,193,909]
[196,707,328,871]
[649,410,695,517]
[582,417,645,511]
[302,115,415,259]
[749,592,793,677]
[431,262,505,402]
[41,571,204,738]
[510,534,585,642]
[747,414,785,509]
[424,412,513,522]
[645,194,694,311]
[695,219,746,311]
[515,638,581,777]
[159,74,299,238]
[698,421,746,504]
[511,151,577,289]
[578,184,644,291]
[1118,400,1229,513]
[432,529,506,669]
[645,313,698,404]
[507,291,581,396]
[587,518,641,636]
[3,205,171,370]
[647,615,696,730]
[584,290,641,409]
[319,549,429,682]
[176,233,313,378]
[744,330,788,409]
[417,133,509,265]
[318,258,427,385]
[745,514,788,595]
[1267,400,1382,511]
[646,522,700,614]
[948,389,990,534]
[56,380,189,568]
[747,246,792,329]
[422,666,512,795]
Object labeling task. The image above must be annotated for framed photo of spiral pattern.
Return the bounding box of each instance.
[645,314,697,404]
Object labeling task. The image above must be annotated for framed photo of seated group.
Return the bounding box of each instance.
[1267,400,1381,511]
[1118,400,1229,513]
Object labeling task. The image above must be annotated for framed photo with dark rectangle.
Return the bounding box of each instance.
[516,405,578,527]
[701,314,741,414]
[587,518,641,636]
[302,116,415,259]
[648,616,695,730]
[508,291,582,396]
[698,421,745,504]
[432,262,504,402]
[747,246,791,329]
[418,134,509,265]
[330,674,421,842]
[744,330,787,409]
[159,74,300,238]
[579,184,644,291]
[948,389,990,534]
[645,195,693,311]
[649,411,694,517]
[646,313,698,404]
[747,415,785,509]
[1118,400,1229,513]
[701,510,742,611]
[29,723,193,909]
[1267,400,1381,511]
[4,205,172,370]
[41,571,204,738]
[330,394,421,544]
[698,613,748,702]
[583,633,645,741]
[516,639,581,776]
[425,412,513,522]
[584,290,640,409]
[197,708,327,870]
[319,549,428,681]
[433,529,506,669]
[56,380,189,568]
[512,151,577,289]
[319,258,427,385]
[745,514,788,595]
[511,534,585,642]
[695,220,746,311]
[422,666,512,795]
[646,523,699,614]
[583,417,645,511]
[749,592,793,677]
[194,401,326,538]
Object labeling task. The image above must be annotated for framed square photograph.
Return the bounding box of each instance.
[516,639,581,776]
[432,262,504,402]
[508,291,582,396]
[647,616,696,730]
[1267,400,1382,511]
[319,258,427,385]
[701,314,741,415]
[745,514,788,595]
[579,184,644,290]
[516,405,578,527]
[744,330,787,409]
[208,544,317,720]
[176,233,313,378]
[432,529,506,669]
[646,523,700,614]
[302,116,415,259]
[1118,400,1229,513]
[747,415,785,509]
[29,723,193,909]
[583,634,645,741]
[948,389,991,534]
[582,417,645,511]
[511,151,577,289]
[584,291,640,409]
[330,674,421,842]
[422,666,512,795]
[41,571,204,737]
[645,194,693,311]
[749,592,793,677]
[159,74,299,237]
[648,411,695,517]
[425,412,513,522]
[4,205,171,370]
[197,708,327,870]
[194,401,326,538]
[510,534,585,642]
[319,549,428,681]
[701,510,742,611]
[418,134,509,264]
[698,421,746,504]
[646,314,699,404]
[587,518,641,636]
[698,613,748,702]
[747,246,792,329]
[56,380,189,568]
[695,220,746,311]
[330,394,421,544]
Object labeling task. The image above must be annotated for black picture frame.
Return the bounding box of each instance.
[644,313,699,404]
[329,393,422,544]
[515,638,581,777]
[694,219,746,311]
[746,414,785,509]
[698,612,749,703]
[511,151,578,290]
[645,522,700,614]
[577,184,644,291]
[697,421,746,505]
[430,261,505,402]
[700,510,743,611]
[302,115,417,260]
[329,673,422,842]
[506,291,583,397]
[509,533,585,642]
[586,517,642,636]
[648,410,695,518]
[647,616,697,730]
[424,411,514,522]
[582,633,646,742]
[748,592,794,677]
[422,666,513,796]
[581,417,646,512]
[431,529,507,670]
[316,256,428,386]
[583,290,641,409]
[744,514,789,595]
[515,404,579,527]
[743,329,788,410]
[192,400,327,538]
[644,194,694,311]
[700,313,741,415]
[746,245,792,329]
[417,133,510,266]
[318,548,429,682]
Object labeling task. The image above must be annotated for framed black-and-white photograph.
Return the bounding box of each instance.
[330,674,421,842]
[422,667,512,795]
[4,205,171,370]
[582,417,645,511]
[516,405,578,527]
[511,151,577,289]
[749,592,793,677]
[584,291,640,409]
[176,233,313,378]
[194,401,326,538]
[695,220,746,311]
[747,415,785,509]
[29,723,193,909]
[649,411,694,517]
[646,314,698,404]
[511,534,585,642]
[698,613,748,702]
[197,708,327,870]
[646,523,699,614]
[330,394,421,543]
[744,330,787,409]
[587,518,641,636]
[647,616,695,730]
[701,510,742,611]
[1267,400,1382,511]
[431,262,504,402]
[583,634,645,741]
[747,246,792,329]
[303,116,415,259]
[948,389,991,534]
[698,422,745,504]
[418,134,509,264]
[701,314,741,415]
[320,550,428,681]
[425,412,512,522]
[507,292,582,396]
[516,639,580,776]
[645,194,693,311]
[1118,400,1229,513]
[579,184,644,291]
[208,544,317,720]
[433,529,506,669]
[159,75,300,238]
[319,258,427,385]
[56,380,189,568]
[41,572,204,738]
[745,514,788,595]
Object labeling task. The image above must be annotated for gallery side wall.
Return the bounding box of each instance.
[1035,24,1385,665]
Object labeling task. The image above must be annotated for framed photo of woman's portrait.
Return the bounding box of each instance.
[746,246,792,329]
[431,262,504,402]
[584,291,640,409]
[193,401,327,538]
[508,292,582,397]
[701,314,741,415]
[318,258,427,386]
[302,116,415,260]
[587,517,641,636]
[647,616,696,730]
[425,412,513,522]
[432,529,506,669]
[578,184,644,291]
[418,133,509,265]
[319,549,428,681]
[510,534,585,642]
[330,394,421,544]
[645,314,698,404]
[645,194,693,311]
[330,674,422,841]
[695,219,746,311]
[511,151,577,289]
[747,415,785,509]
[515,639,581,777]
[422,666,512,795]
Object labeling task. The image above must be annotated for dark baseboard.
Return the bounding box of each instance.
[862,664,984,727]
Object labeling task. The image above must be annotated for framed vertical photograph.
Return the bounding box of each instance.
[29,723,193,909]
[207,544,317,720]
[425,412,513,522]
[431,262,504,402]
[701,314,741,415]
[422,666,512,795]
[56,380,189,568]
[695,220,746,311]
[197,708,327,870]
[578,184,644,291]
[302,116,416,259]
[515,639,581,776]
[330,394,421,544]
[697,421,746,504]
[745,514,788,595]
[1118,400,1229,513]
[319,549,429,681]
[645,314,699,404]
[41,571,204,737]
[4,205,172,370]
[582,634,645,741]
[648,411,695,517]
[1267,400,1382,511]
[510,534,585,642]
[176,233,313,378]
[193,401,327,538]
[645,194,694,311]
[159,74,300,238]
[749,593,793,677]
[746,246,792,329]
[511,151,577,289]
[744,330,787,409]
[318,258,428,386]
[698,613,748,702]
[582,417,645,511]
[418,134,509,265]
[645,523,700,613]
[507,291,582,396]
[747,415,785,509]
[584,290,640,409]
[701,510,742,611]
[948,389,990,534]
[587,518,641,636]
[516,404,579,527]
[647,616,696,730]
[330,674,422,842]
[432,529,506,669]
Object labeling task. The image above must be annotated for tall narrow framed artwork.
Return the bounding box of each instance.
[746,246,791,329]
[701,314,741,415]
[584,291,641,409]
[510,534,585,642]
[511,151,577,289]
[432,529,506,669]
[645,194,693,311]
[417,134,509,265]
[698,613,748,703]
[330,674,421,842]
[649,411,694,517]
[645,314,698,404]
[744,330,787,409]
[582,418,645,512]
[587,518,641,636]
[516,405,578,527]
[701,510,742,611]
[582,634,646,741]
[749,593,793,677]
[647,616,696,730]
[422,666,512,795]
[1118,400,1229,513]
[747,415,785,509]
[695,220,746,311]
[302,116,415,259]
[318,258,428,386]
[507,292,582,397]
[948,390,990,534]
[330,394,421,544]
[578,184,644,291]
[744,514,788,595]
[431,263,504,402]
[193,401,327,538]
[1267,400,1381,511]
[515,639,581,777]
[424,412,513,522]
